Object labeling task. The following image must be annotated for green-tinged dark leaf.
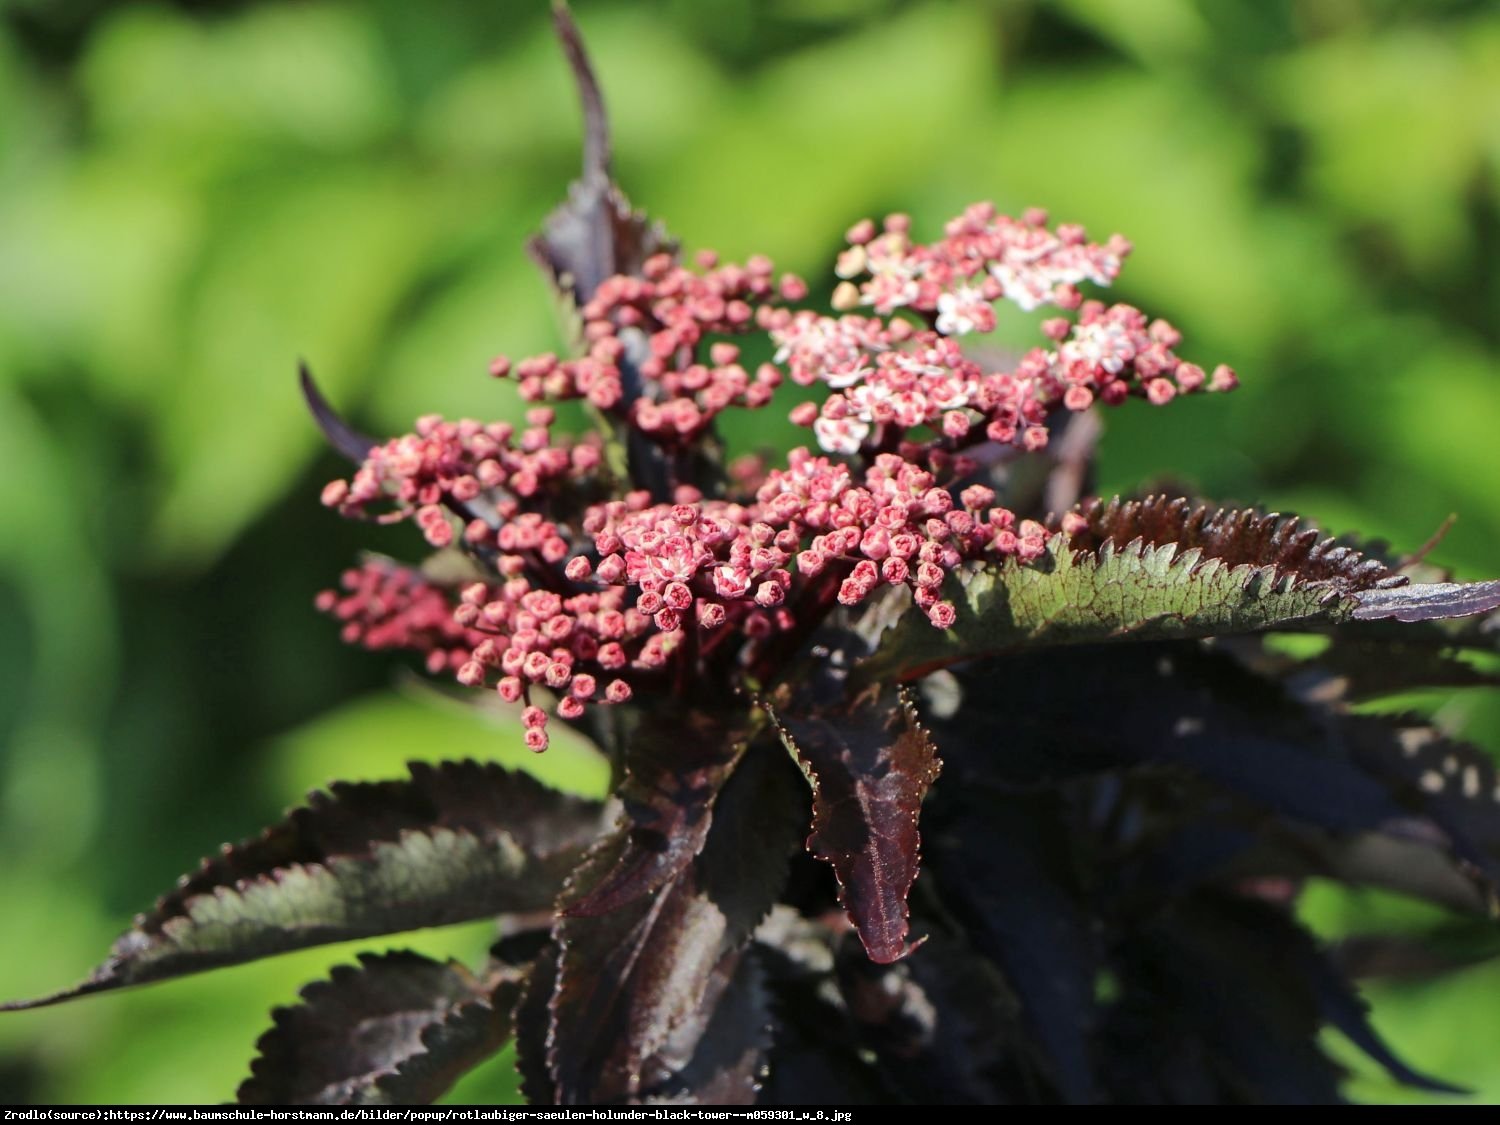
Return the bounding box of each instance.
[512,944,560,1107]
[527,2,675,310]
[5,761,603,1009]
[238,951,517,1106]
[564,709,750,918]
[834,930,1025,1104]
[546,741,796,1105]
[767,683,940,964]
[864,497,1500,682]
[300,361,376,465]
[927,789,1099,1104]
[639,950,771,1105]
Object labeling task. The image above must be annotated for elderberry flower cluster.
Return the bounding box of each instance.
[319,201,1233,749]
[767,207,1236,455]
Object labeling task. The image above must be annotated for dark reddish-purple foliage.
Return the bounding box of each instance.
[9,5,1500,1107]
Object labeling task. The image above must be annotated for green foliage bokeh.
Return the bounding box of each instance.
[0,0,1497,1104]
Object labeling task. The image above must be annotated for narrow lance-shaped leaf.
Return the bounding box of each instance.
[546,737,803,1105]
[4,761,603,1009]
[300,362,377,465]
[766,681,941,964]
[548,836,728,1105]
[864,497,1500,682]
[237,951,520,1106]
[1115,892,1462,1099]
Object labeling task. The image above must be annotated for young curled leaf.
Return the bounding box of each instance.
[238,951,518,1106]
[766,684,940,965]
[4,761,604,1010]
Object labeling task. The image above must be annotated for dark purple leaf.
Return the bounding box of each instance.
[512,944,559,1106]
[924,645,1413,837]
[927,789,1099,1104]
[4,761,603,1010]
[1331,924,1500,983]
[1341,716,1500,890]
[927,641,1500,910]
[300,362,377,465]
[767,685,940,964]
[1109,893,1461,1099]
[546,740,797,1105]
[237,951,516,1105]
[548,836,727,1104]
[564,709,750,918]
[695,735,810,947]
[754,920,892,1105]
[638,950,771,1105]
[1280,635,1500,703]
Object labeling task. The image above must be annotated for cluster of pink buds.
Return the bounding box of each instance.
[490,252,806,445]
[755,449,1048,627]
[319,199,1236,749]
[319,408,601,550]
[450,580,638,752]
[315,561,488,676]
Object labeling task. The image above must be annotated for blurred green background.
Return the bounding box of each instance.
[0,0,1498,1105]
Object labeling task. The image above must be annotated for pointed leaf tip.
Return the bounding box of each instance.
[300,362,377,465]
[1352,580,1500,623]
[549,0,609,184]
